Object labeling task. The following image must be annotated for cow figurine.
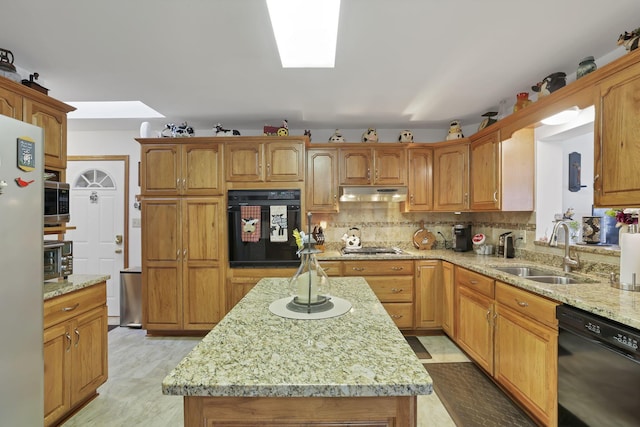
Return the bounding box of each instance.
[214,123,240,136]
[242,218,259,233]
[328,129,345,142]
[531,72,566,97]
[618,31,640,52]
[445,120,464,140]
[361,127,378,143]
[161,122,194,137]
[398,130,414,143]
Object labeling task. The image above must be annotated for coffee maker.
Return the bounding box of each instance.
[452,224,473,252]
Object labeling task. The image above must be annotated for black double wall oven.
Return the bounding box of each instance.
[227,189,301,268]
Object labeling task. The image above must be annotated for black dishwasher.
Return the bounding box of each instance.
[557,305,640,426]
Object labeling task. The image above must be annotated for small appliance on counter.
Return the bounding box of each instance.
[452,224,472,252]
[497,232,515,258]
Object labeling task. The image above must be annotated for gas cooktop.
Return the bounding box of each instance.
[341,247,404,255]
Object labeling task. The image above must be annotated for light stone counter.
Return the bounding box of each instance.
[44,274,111,301]
[163,277,432,398]
[318,249,640,330]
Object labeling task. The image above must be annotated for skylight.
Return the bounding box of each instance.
[65,101,165,119]
[266,0,340,68]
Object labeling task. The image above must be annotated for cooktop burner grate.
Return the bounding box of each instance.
[341,247,403,255]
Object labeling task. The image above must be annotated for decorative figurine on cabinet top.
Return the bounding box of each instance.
[304,129,312,141]
[445,120,464,140]
[328,129,345,142]
[531,72,566,98]
[617,30,640,52]
[214,123,241,136]
[398,130,414,143]
[477,112,498,131]
[263,119,289,136]
[513,92,532,112]
[161,122,194,137]
[361,128,378,143]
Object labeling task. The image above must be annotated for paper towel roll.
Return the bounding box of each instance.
[620,233,640,285]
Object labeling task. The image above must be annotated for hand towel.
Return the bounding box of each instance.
[240,205,260,243]
[270,205,288,242]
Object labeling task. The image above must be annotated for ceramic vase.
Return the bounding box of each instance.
[513,92,532,112]
[577,56,597,79]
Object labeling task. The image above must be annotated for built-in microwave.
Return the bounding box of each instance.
[44,240,73,281]
[44,181,70,224]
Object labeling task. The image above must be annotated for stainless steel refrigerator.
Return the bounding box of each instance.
[0,114,44,426]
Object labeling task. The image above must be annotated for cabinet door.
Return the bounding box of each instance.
[183,143,222,195]
[141,199,182,329]
[457,285,494,374]
[225,143,263,181]
[441,261,455,338]
[306,149,339,212]
[71,306,108,406]
[374,148,406,185]
[415,260,441,329]
[433,142,469,211]
[495,305,557,426]
[23,98,67,169]
[339,148,372,185]
[140,145,180,195]
[595,62,640,206]
[44,322,71,427]
[405,148,433,211]
[0,85,23,119]
[266,141,304,181]
[470,131,500,210]
[183,265,222,329]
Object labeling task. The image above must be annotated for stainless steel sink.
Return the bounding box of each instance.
[526,276,578,285]
[492,266,556,277]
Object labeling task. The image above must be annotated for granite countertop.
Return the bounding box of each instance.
[44,274,111,300]
[162,277,433,398]
[317,249,640,330]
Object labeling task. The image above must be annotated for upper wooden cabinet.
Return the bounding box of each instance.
[0,76,74,171]
[306,148,339,212]
[139,140,223,196]
[595,60,640,207]
[404,146,433,211]
[469,128,534,211]
[433,140,469,211]
[339,146,407,185]
[225,139,304,182]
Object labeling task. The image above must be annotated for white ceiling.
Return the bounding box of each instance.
[2,0,639,134]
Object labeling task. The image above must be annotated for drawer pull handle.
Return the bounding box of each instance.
[391,266,404,271]
[391,314,403,319]
[62,303,80,312]
[74,329,80,348]
[391,288,404,293]
[486,309,491,322]
[469,280,479,285]
[352,267,366,272]
[65,332,72,352]
[515,299,529,307]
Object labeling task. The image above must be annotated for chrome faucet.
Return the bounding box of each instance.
[548,221,579,272]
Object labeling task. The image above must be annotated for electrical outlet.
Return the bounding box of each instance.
[132,218,141,228]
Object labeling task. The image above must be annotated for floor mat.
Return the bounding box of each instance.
[423,362,536,427]
[405,336,431,359]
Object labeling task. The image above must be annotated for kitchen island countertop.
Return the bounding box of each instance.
[44,274,111,301]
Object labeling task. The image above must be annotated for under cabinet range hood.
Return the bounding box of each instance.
[339,186,407,202]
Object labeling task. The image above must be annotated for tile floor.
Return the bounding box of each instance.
[62,329,468,426]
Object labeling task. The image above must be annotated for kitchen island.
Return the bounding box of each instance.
[163,277,432,426]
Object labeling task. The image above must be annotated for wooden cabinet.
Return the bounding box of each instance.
[44,283,107,427]
[339,146,407,185]
[140,141,223,196]
[404,146,433,211]
[226,267,298,312]
[342,260,414,328]
[225,139,304,182]
[494,282,558,426]
[141,197,224,332]
[415,260,441,329]
[470,128,534,211]
[441,261,455,338]
[306,148,339,212]
[595,60,640,207]
[433,140,469,211]
[0,76,74,171]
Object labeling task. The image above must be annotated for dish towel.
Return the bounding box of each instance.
[240,205,261,243]
[270,205,288,242]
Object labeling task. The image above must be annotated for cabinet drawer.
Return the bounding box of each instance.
[318,261,342,276]
[365,276,414,302]
[44,282,106,329]
[383,303,414,329]
[456,267,494,298]
[342,260,413,276]
[495,281,559,328]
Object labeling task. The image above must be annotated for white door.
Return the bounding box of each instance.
[66,160,125,317]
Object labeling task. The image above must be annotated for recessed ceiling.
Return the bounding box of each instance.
[1,0,638,133]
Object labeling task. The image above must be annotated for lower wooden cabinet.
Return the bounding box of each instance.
[44,283,108,427]
[441,261,455,338]
[415,260,441,329]
[226,267,298,312]
[456,281,495,374]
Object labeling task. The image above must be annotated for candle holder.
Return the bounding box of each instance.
[287,213,332,314]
